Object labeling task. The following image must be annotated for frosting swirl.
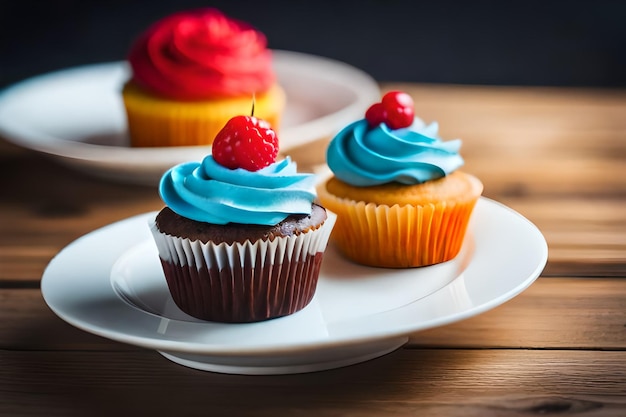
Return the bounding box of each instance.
[326,118,464,186]
[160,156,317,225]
[128,8,274,100]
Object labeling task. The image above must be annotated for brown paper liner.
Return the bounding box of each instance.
[122,82,286,147]
[317,178,481,268]
[149,215,335,323]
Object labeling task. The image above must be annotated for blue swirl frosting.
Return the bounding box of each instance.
[159,156,317,225]
[326,119,464,186]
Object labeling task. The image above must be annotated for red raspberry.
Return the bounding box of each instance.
[364,90,415,129]
[212,116,279,171]
[365,102,387,127]
[382,91,415,129]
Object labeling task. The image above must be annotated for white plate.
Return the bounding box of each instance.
[0,50,380,185]
[41,198,547,375]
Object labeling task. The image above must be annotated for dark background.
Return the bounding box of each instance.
[1,0,625,89]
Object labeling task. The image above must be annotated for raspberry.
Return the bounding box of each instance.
[365,102,387,127]
[212,116,279,171]
[382,91,415,129]
[365,90,415,129]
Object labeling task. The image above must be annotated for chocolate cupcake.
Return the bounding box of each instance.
[150,115,334,322]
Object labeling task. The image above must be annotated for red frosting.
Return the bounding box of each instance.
[127,8,275,100]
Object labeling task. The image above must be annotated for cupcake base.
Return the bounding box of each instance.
[122,82,286,147]
[160,252,324,323]
[317,172,483,268]
[149,208,335,323]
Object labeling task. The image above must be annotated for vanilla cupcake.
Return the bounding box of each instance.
[151,115,334,322]
[123,8,285,147]
[317,91,482,268]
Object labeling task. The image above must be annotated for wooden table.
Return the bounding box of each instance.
[1,84,625,416]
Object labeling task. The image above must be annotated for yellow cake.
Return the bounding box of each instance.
[122,83,285,147]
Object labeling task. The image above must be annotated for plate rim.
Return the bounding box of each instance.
[0,49,380,159]
[41,197,548,357]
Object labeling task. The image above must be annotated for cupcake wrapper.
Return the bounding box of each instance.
[122,83,285,147]
[149,214,335,323]
[318,186,479,268]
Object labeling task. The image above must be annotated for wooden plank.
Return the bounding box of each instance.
[409,278,626,349]
[499,197,626,275]
[393,85,626,200]
[0,288,138,351]
[0,349,624,417]
[387,84,626,123]
[2,278,625,351]
[0,155,162,282]
[389,84,626,198]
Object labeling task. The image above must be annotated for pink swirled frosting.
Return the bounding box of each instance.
[127,8,275,100]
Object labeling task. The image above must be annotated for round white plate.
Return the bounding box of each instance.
[0,50,380,185]
[41,198,547,375]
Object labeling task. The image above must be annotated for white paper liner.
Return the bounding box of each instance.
[150,214,335,270]
[149,213,336,323]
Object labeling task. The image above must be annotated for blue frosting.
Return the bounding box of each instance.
[326,119,464,186]
[160,156,317,225]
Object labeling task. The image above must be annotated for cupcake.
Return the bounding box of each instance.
[122,8,286,147]
[317,91,483,268]
[150,115,334,323]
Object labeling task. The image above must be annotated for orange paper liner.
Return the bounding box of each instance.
[122,83,285,147]
[317,185,479,268]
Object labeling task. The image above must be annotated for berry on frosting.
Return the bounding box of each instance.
[212,116,279,171]
[364,103,387,127]
[365,91,415,129]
